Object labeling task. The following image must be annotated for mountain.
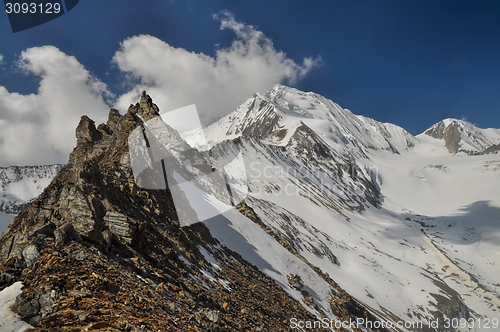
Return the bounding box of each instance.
[200,85,500,329]
[0,86,499,331]
[0,165,63,215]
[199,84,417,159]
[201,84,499,330]
[0,92,381,331]
[422,118,500,154]
[0,165,63,235]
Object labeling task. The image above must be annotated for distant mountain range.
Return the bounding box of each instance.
[0,165,64,215]
[0,85,499,331]
[0,165,63,235]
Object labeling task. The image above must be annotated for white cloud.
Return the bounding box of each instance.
[0,12,319,166]
[0,54,3,63]
[0,46,111,166]
[113,11,320,125]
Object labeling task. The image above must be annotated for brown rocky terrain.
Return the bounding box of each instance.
[0,92,384,331]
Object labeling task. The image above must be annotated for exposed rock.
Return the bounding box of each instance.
[138,90,160,121]
[104,211,135,244]
[0,271,15,291]
[22,244,40,269]
[287,274,303,290]
[442,122,461,154]
[76,115,102,146]
[424,121,461,153]
[424,120,446,140]
[12,287,56,325]
[205,309,220,322]
[481,143,500,155]
[54,223,81,244]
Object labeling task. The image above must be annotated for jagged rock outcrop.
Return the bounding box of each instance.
[0,92,377,331]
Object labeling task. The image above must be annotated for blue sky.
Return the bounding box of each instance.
[1,0,500,165]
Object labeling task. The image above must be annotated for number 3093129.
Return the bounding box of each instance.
[5,2,61,14]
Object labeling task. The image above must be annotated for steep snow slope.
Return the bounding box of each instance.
[199,85,499,331]
[1,85,498,331]
[266,84,417,157]
[207,135,474,329]
[202,209,338,321]
[359,135,500,324]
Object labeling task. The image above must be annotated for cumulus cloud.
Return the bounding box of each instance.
[113,11,320,125]
[0,46,111,166]
[0,54,3,63]
[0,12,319,166]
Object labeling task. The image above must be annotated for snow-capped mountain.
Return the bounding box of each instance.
[1,87,499,331]
[0,165,63,234]
[423,118,500,155]
[0,93,382,331]
[0,165,63,215]
[196,85,417,160]
[200,84,500,331]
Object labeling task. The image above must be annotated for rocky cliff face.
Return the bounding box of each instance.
[0,92,380,331]
[424,120,463,154]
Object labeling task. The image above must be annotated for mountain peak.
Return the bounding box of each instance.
[209,84,417,157]
[441,117,465,127]
[423,118,500,154]
[138,90,160,121]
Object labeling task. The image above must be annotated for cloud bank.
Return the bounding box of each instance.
[0,12,319,166]
[113,11,320,125]
[0,46,110,166]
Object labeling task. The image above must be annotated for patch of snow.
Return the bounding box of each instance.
[0,282,32,332]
